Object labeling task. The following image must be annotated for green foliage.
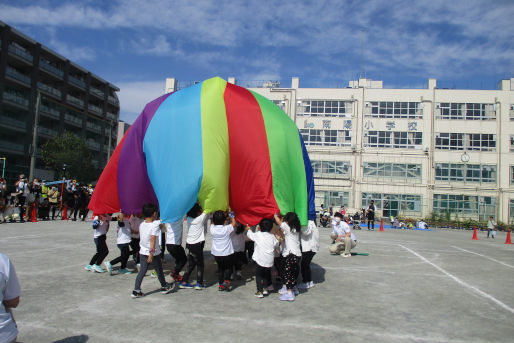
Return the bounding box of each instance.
[41,131,99,183]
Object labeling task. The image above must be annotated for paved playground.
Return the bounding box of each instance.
[1,220,513,343]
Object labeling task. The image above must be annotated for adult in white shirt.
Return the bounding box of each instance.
[298,220,320,289]
[329,213,357,257]
[274,213,302,302]
[210,211,237,291]
[165,217,187,282]
[180,203,208,289]
[0,254,20,343]
[246,218,279,297]
[105,214,133,275]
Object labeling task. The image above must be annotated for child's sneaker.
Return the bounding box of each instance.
[279,292,295,302]
[218,284,225,291]
[170,272,183,282]
[236,270,243,279]
[254,291,264,298]
[93,265,106,273]
[84,265,93,271]
[179,282,194,289]
[151,271,157,278]
[194,283,205,290]
[278,284,287,294]
[222,280,232,292]
[104,261,113,275]
[262,289,269,296]
[308,281,315,288]
[160,283,174,294]
[266,284,274,292]
[293,286,299,296]
[297,282,308,290]
[118,268,132,274]
[131,290,144,298]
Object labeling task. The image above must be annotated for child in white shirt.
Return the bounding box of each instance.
[298,220,320,289]
[210,210,237,291]
[274,212,302,302]
[104,214,133,275]
[165,217,187,282]
[246,218,279,298]
[85,214,112,273]
[131,203,173,298]
[231,223,246,279]
[180,203,208,290]
[129,213,143,266]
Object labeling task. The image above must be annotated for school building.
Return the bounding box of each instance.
[165,77,514,224]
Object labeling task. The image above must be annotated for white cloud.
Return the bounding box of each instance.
[130,34,172,56]
[116,80,166,124]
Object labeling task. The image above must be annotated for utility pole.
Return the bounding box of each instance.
[29,90,41,181]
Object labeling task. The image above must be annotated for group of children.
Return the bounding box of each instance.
[85,203,320,302]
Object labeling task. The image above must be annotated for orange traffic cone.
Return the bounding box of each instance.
[30,205,38,222]
[62,205,68,220]
[379,218,384,232]
[472,226,478,240]
[505,230,512,244]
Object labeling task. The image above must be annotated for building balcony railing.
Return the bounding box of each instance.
[108,95,119,105]
[40,60,64,78]
[8,44,33,63]
[88,104,103,115]
[3,91,29,108]
[64,113,83,126]
[69,75,86,88]
[86,122,102,133]
[0,115,26,130]
[38,82,62,98]
[39,104,61,119]
[106,112,117,121]
[0,140,24,153]
[90,86,105,98]
[38,126,58,137]
[86,140,101,150]
[66,94,84,108]
[5,67,31,84]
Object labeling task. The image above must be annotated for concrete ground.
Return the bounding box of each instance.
[1,220,513,343]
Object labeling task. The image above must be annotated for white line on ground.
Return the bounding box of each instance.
[399,244,514,315]
[451,246,514,269]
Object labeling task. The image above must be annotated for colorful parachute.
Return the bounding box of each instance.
[89,77,315,225]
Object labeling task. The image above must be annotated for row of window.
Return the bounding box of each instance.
[435,163,496,183]
[436,103,495,120]
[299,129,352,146]
[316,191,497,220]
[363,162,422,180]
[297,100,350,117]
[364,131,423,149]
[435,133,495,151]
[311,160,351,178]
[294,100,499,120]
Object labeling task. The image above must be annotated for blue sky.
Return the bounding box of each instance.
[1,0,513,123]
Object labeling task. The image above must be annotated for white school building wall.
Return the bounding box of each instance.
[165,77,514,224]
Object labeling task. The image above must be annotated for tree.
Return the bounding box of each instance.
[41,131,100,182]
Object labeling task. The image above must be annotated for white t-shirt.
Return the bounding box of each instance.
[129,216,143,239]
[186,213,207,245]
[231,231,246,252]
[0,254,21,343]
[301,220,320,253]
[246,230,279,268]
[165,218,184,245]
[281,222,302,257]
[210,224,235,256]
[333,221,356,242]
[139,220,162,256]
[116,218,132,244]
[93,216,110,238]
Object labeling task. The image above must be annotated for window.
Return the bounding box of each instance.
[510,135,514,152]
[272,100,286,112]
[510,105,514,121]
[435,164,496,183]
[363,163,421,180]
[435,133,495,151]
[436,103,495,120]
[300,129,352,147]
[361,193,422,217]
[320,191,350,209]
[297,100,351,117]
[364,131,422,149]
[368,102,422,119]
[433,194,496,221]
[510,166,514,185]
[311,160,351,178]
